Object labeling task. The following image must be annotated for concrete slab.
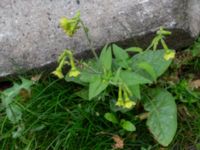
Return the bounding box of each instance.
[0,0,200,77]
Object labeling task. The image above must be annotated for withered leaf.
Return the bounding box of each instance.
[112,135,124,149]
[189,79,200,89]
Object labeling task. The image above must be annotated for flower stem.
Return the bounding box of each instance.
[80,20,98,60]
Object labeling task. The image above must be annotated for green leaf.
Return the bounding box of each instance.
[113,44,129,60]
[120,70,152,85]
[129,84,141,99]
[99,45,112,71]
[137,62,156,81]
[79,72,98,83]
[144,89,177,147]
[125,47,143,53]
[65,75,86,86]
[120,119,136,132]
[12,125,25,138]
[75,89,89,100]
[112,68,122,84]
[19,77,33,91]
[1,78,33,107]
[190,38,200,57]
[113,44,130,68]
[131,50,172,78]
[104,112,118,124]
[1,83,21,106]
[89,75,108,100]
[6,104,22,124]
[0,78,33,124]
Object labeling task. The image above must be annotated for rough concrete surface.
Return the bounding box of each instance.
[0,0,200,77]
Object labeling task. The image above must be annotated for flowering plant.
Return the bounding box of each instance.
[52,12,177,147]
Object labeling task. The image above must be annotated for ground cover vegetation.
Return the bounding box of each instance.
[0,12,200,150]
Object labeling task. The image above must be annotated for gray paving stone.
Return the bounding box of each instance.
[0,0,200,77]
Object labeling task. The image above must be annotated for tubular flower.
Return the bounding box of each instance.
[116,86,136,109]
[52,49,80,78]
[52,55,66,79]
[116,98,124,107]
[66,50,81,77]
[52,69,64,79]
[164,50,175,61]
[124,100,136,109]
[59,11,80,37]
[68,67,80,77]
[116,85,124,107]
[124,90,136,109]
[124,99,136,109]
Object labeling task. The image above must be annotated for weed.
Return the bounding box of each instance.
[52,12,178,147]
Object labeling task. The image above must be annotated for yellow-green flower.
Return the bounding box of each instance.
[115,86,136,109]
[123,91,136,109]
[52,53,66,79]
[116,85,124,107]
[59,12,80,37]
[52,52,67,79]
[116,98,124,107]
[68,67,80,77]
[59,17,68,31]
[116,98,136,109]
[164,50,175,60]
[124,100,136,109]
[52,69,64,79]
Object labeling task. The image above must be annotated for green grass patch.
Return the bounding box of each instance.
[0,75,200,149]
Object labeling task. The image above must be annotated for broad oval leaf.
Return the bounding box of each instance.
[144,89,177,147]
[104,112,118,124]
[120,120,136,132]
[131,50,172,78]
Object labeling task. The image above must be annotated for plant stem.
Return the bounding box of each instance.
[80,20,98,60]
